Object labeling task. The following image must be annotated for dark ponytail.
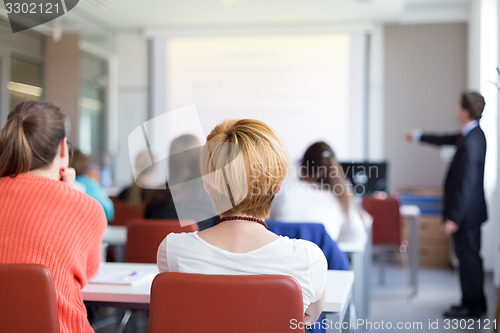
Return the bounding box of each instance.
[300,141,351,215]
[0,101,66,178]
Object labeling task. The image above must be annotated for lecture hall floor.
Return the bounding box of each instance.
[368,263,497,333]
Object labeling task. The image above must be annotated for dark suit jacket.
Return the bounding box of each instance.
[421,126,487,230]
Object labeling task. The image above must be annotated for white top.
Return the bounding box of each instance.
[157,232,327,312]
[270,177,367,244]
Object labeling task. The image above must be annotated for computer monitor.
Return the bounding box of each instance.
[339,161,388,196]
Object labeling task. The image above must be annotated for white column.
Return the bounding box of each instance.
[367,24,385,161]
[495,0,500,287]
[115,33,150,186]
[468,0,499,274]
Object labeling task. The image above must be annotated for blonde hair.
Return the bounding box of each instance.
[201,119,289,219]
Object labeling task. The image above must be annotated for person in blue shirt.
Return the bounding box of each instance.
[72,149,115,222]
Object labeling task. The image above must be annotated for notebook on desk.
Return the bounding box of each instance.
[89,270,154,285]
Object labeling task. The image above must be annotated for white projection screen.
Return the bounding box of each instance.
[151,31,367,165]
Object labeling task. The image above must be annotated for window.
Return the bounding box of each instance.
[8,56,43,110]
[79,51,107,157]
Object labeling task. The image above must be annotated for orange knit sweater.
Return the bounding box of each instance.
[0,174,107,333]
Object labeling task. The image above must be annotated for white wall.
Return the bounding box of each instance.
[495,0,500,287]
[45,34,81,145]
[114,33,150,186]
[468,0,498,274]
[367,24,385,161]
[382,14,497,273]
[368,0,477,163]
[150,27,371,165]
[383,22,468,191]
[162,33,360,162]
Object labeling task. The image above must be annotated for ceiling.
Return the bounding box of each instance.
[72,0,406,31]
[0,0,471,35]
[405,0,469,5]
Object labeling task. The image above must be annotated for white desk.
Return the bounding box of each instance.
[102,226,127,263]
[83,262,157,310]
[103,226,127,246]
[338,231,370,326]
[323,270,354,333]
[83,263,354,330]
[400,204,421,296]
[337,204,420,328]
[103,204,419,307]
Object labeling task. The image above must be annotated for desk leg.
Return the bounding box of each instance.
[351,252,364,319]
[364,237,371,318]
[325,312,342,333]
[324,301,353,333]
[350,247,369,332]
[344,303,352,333]
[409,215,419,296]
[352,245,371,318]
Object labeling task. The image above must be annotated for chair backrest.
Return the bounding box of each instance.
[267,220,350,270]
[362,194,401,246]
[0,264,60,333]
[111,198,144,226]
[125,219,199,263]
[149,272,305,333]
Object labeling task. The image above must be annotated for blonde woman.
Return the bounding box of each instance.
[157,119,327,325]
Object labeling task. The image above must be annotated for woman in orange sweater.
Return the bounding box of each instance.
[0,101,107,333]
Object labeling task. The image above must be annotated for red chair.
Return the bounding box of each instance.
[116,219,199,333]
[105,197,145,262]
[362,194,407,285]
[125,219,198,263]
[0,264,60,333]
[111,198,144,226]
[149,272,305,333]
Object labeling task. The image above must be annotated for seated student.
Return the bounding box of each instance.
[72,149,115,221]
[157,119,327,325]
[145,134,217,230]
[270,141,367,245]
[0,101,107,333]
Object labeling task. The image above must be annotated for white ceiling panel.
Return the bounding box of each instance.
[1,0,471,34]
[71,0,406,31]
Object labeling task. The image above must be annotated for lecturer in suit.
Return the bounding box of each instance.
[406,91,487,318]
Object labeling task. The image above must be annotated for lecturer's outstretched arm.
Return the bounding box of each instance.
[405,129,460,146]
